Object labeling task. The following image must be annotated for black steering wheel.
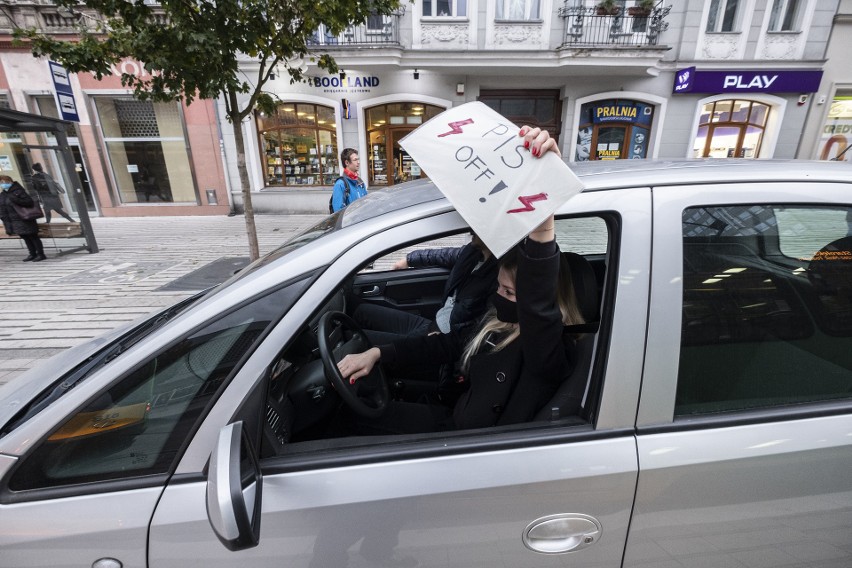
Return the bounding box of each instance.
[317,311,389,418]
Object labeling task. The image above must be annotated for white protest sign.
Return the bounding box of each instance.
[399,101,584,258]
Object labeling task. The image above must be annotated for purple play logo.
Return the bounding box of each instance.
[674,66,695,93]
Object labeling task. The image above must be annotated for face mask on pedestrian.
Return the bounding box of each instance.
[0,182,11,191]
[489,292,519,324]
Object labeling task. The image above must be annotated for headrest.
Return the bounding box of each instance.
[808,236,852,291]
[561,252,599,323]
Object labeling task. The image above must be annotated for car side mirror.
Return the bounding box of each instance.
[206,421,262,551]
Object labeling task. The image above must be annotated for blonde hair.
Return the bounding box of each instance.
[460,247,586,373]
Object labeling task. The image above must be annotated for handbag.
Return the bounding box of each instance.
[11,199,45,220]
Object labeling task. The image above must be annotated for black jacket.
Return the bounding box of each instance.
[0,182,39,236]
[407,243,498,335]
[382,239,576,429]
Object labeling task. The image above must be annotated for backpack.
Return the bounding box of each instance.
[328,176,350,214]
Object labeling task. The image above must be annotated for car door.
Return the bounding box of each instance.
[148,187,653,567]
[626,182,852,567]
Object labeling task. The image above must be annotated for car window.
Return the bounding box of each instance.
[361,217,609,272]
[8,277,310,492]
[676,205,852,416]
[261,215,611,460]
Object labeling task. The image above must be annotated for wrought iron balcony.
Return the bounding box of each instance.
[559,2,671,48]
[308,13,401,47]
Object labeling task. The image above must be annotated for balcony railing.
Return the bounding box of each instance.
[308,13,401,47]
[559,3,671,48]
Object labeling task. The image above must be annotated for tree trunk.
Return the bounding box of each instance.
[231,115,260,261]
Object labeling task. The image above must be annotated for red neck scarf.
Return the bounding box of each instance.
[343,168,359,181]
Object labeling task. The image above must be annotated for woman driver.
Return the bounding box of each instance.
[337,127,585,432]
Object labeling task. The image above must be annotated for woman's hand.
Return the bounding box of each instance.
[337,347,381,384]
[519,125,558,243]
[519,126,561,159]
[392,258,409,270]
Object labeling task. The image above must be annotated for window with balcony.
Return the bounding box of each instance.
[496,0,540,20]
[423,0,467,17]
[706,0,740,32]
[768,0,800,31]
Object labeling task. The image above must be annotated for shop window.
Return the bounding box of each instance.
[95,97,196,204]
[816,95,852,162]
[574,99,654,161]
[423,0,467,17]
[692,99,769,159]
[365,102,444,186]
[258,103,338,188]
[768,0,800,31]
[706,0,740,32]
[496,0,540,20]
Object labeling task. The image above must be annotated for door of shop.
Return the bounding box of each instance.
[389,128,424,184]
[594,126,628,160]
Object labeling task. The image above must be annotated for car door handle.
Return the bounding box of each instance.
[522,513,602,554]
[359,285,380,297]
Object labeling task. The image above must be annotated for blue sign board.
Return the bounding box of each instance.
[48,61,80,122]
[673,67,823,94]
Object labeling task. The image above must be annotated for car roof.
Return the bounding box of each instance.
[341,159,852,226]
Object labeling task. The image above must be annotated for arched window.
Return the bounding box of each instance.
[365,102,444,186]
[258,103,338,187]
[693,99,770,159]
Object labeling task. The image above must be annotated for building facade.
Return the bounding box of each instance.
[798,0,852,162]
[224,0,839,214]
[0,8,230,217]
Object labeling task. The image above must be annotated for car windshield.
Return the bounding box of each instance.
[0,291,205,437]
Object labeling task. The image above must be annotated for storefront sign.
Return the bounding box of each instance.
[673,67,823,94]
[308,75,380,93]
[48,61,80,122]
[399,101,584,258]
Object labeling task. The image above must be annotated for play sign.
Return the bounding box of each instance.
[399,102,584,258]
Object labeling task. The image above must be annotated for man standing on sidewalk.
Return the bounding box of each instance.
[330,148,367,212]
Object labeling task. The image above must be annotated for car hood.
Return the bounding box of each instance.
[0,321,136,432]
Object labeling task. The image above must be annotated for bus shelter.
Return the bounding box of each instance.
[0,108,98,254]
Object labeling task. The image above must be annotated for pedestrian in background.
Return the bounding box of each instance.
[330,148,367,213]
[0,175,46,262]
[31,162,74,223]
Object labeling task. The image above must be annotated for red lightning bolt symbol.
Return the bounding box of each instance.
[437,118,474,137]
[506,193,548,214]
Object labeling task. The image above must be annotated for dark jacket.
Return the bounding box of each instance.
[381,238,576,429]
[0,182,39,236]
[31,171,63,199]
[407,243,499,335]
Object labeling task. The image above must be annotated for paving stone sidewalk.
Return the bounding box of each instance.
[0,214,324,386]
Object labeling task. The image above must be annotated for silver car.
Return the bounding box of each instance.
[1,160,850,568]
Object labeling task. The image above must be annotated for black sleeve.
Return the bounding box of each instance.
[377,330,464,368]
[406,246,464,269]
[516,238,570,386]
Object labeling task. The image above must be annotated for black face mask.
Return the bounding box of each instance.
[489,293,519,324]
